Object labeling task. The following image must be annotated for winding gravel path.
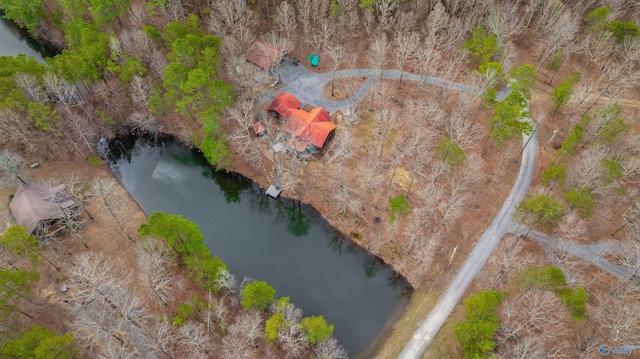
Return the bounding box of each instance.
[523,229,634,280]
[275,60,479,112]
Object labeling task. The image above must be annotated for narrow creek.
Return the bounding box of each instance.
[107,135,411,357]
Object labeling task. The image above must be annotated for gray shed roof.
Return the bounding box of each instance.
[9,183,73,233]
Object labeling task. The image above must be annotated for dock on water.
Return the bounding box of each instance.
[266,166,282,199]
[265,185,281,199]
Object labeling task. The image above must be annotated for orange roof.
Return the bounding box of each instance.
[308,107,331,123]
[298,121,337,148]
[266,93,336,149]
[266,93,301,118]
[284,109,336,148]
[246,41,279,69]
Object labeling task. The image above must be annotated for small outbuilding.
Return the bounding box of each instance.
[246,41,280,70]
[253,121,266,136]
[9,183,74,234]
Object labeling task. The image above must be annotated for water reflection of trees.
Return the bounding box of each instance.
[363,256,413,298]
[286,200,311,236]
[329,234,357,256]
[210,170,251,204]
[273,200,312,237]
[248,190,271,214]
[364,256,380,278]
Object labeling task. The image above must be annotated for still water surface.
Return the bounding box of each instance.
[108,136,411,357]
[0,16,54,61]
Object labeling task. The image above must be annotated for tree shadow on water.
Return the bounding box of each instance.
[210,171,251,204]
[364,256,381,278]
[286,200,311,237]
[249,191,271,214]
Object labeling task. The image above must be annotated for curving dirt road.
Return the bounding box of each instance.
[397,117,537,358]
[273,62,536,359]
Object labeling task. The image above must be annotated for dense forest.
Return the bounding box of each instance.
[1,0,639,358]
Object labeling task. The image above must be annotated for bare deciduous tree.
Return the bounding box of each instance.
[372,109,400,164]
[555,212,588,243]
[130,75,151,110]
[91,178,133,241]
[325,43,345,97]
[15,73,46,103]
[535,10,579,71]
[263,32,293,84]
[130,112,157,133]
[229,310,263,347]
[446,110,483,150]
[395,9,418,35]
[209,0,256,51]
[369,33,389,81]
[314,337,348,359]
[177,322,215,359]
[393,32,419,88]
[43,74,96,156]
[225,100,255,153]
[143,319,178,359]
[276,1,297,39]
[138,245,180,307]
[0,150,26,184]
[375,0,396,32]
[308,19,335,53]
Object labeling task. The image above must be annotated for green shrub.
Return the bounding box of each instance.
[265,313,285,342]
[557,287,589,320]
[173,303,195,326]
[88,155,100,167]
[388,195,411,223]
[562,187,595,218]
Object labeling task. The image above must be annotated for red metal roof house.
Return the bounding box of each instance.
[266,93,301,119]
[265,94,336,151]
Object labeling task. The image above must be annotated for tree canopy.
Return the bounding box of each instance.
[0,0,45,34]
[514,266,589,320]
[159,15,234,169]
[0,325,79,359]
[551,72,580,112]
[562,187,595,218]
[241,281,276,311]
[437,137,466,170]
[300,315,334,344]
[138,212,227,292]
[388,195,411,223]
[454,290,507,359]
[464,26,499,65]
[516,194,564,231]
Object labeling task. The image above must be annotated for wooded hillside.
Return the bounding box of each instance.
[1,0,639,358]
